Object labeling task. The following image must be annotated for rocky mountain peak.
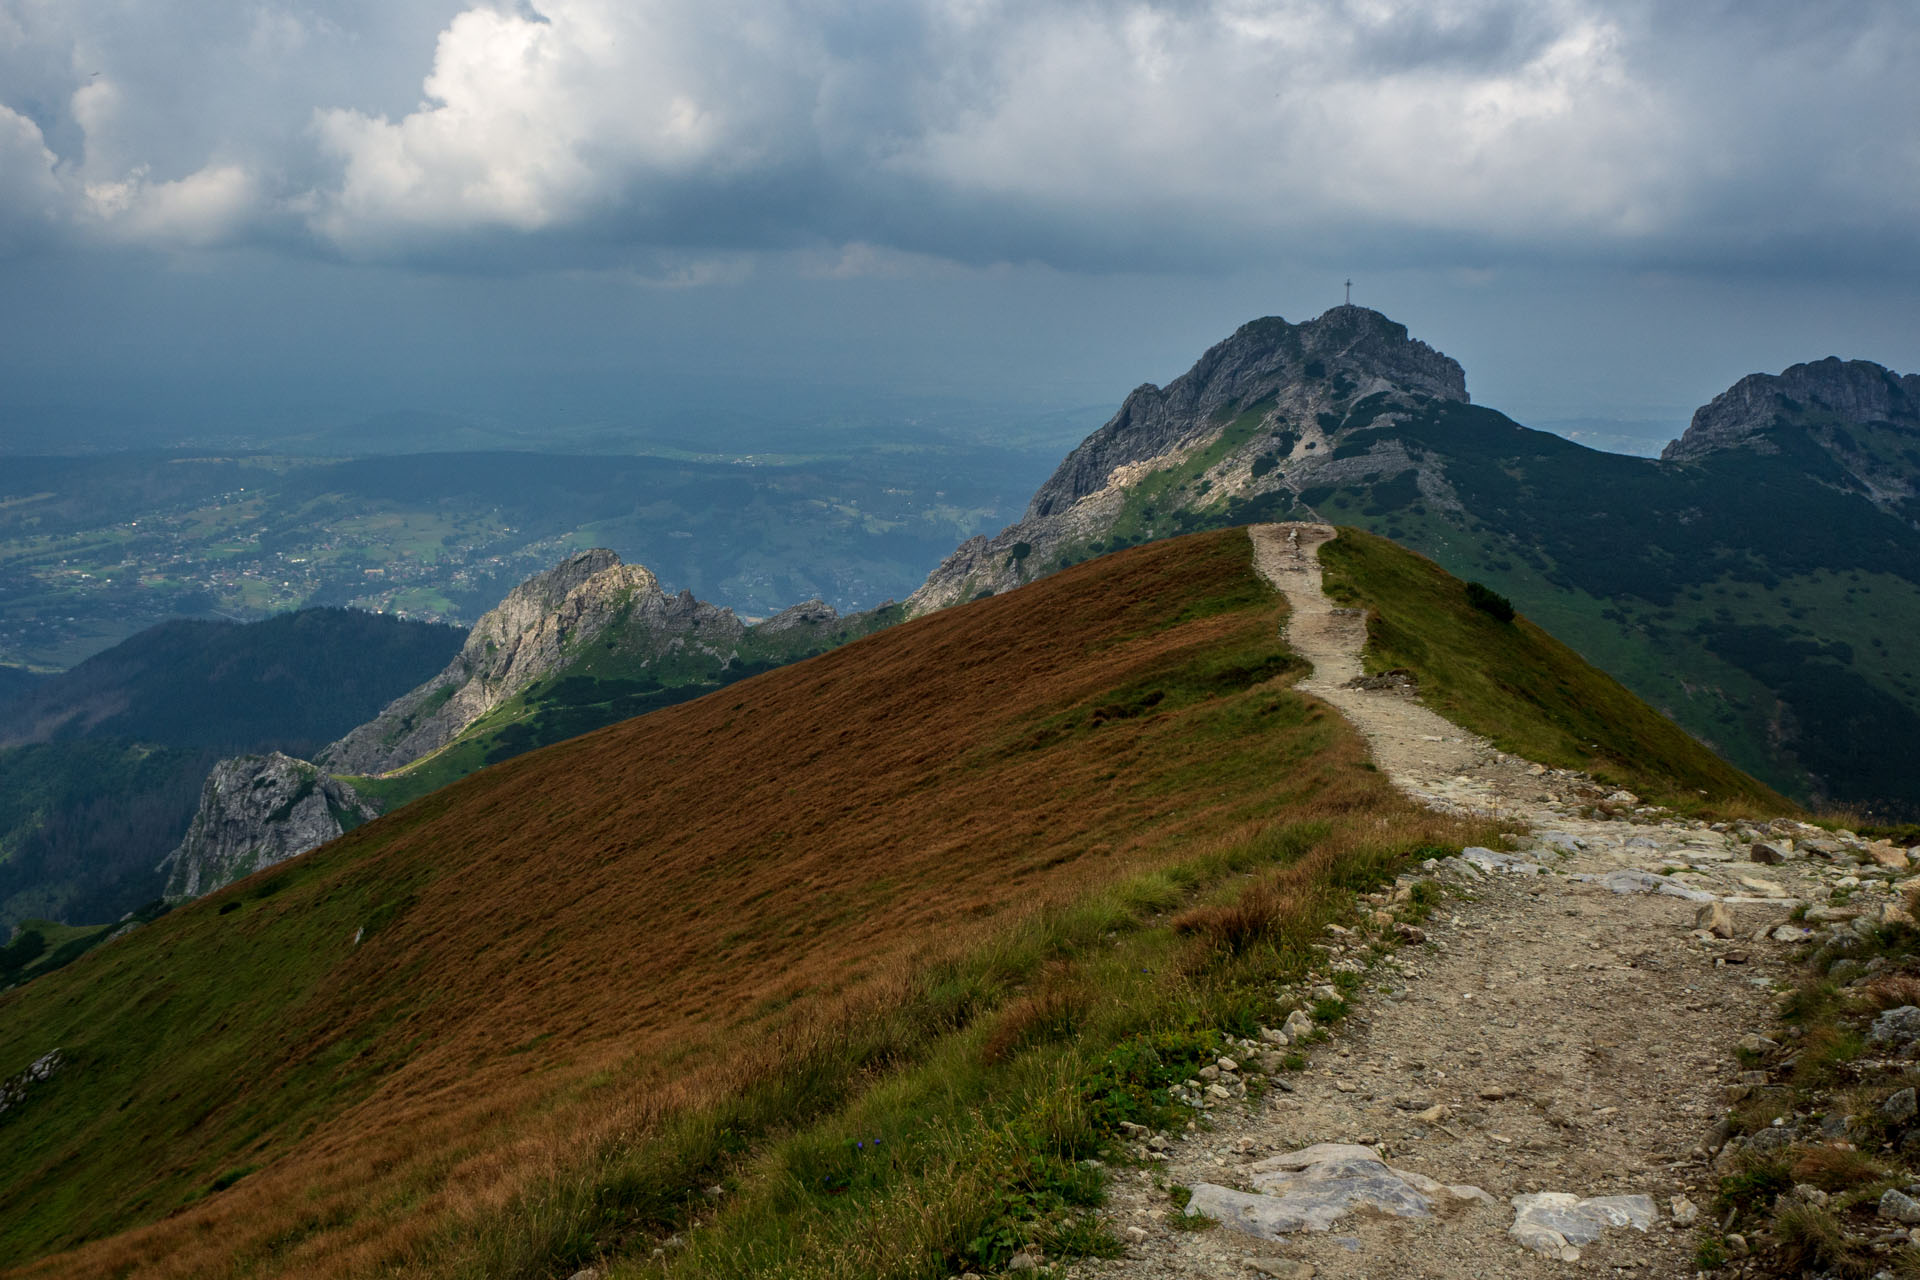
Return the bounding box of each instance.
[1661,358,1920,519]
[1663,357,1920,464]
[321,549,738,776]
[1028,307,1466,521]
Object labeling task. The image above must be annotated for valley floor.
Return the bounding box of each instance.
[1057,525,1845,1279]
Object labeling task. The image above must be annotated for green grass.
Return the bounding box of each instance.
[444,813,1481,1280]
[0,847,438,1261]
[1318,526,1791,814]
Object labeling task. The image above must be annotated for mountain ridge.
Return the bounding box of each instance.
[909,309,1920,814]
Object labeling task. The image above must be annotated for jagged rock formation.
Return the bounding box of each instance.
[908,306,1468,612]
[1662,357,1920,520]
[159,753,375,901]
[321,550,742,776]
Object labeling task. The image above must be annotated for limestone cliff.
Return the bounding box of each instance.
[908,306,1469,613]
[159,753,375,901]
[320,549,742,775]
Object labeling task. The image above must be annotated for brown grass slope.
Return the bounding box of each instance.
[1,529,1350,1278]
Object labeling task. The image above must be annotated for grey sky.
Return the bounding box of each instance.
[0,0,1915,450]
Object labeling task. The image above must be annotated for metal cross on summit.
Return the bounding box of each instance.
[1344,279,1352,305]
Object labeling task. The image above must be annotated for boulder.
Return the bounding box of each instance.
[1868,1006,1920,1053]
[1695,902,1736,938]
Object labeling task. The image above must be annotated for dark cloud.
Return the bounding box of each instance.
[0,0,1910,276]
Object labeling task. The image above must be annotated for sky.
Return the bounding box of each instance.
[1,0,1916,455]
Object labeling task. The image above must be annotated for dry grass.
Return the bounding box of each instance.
[1790,1144,1890,1193]
[1174,878,1287,954]
[4,529,1424,1279]
[1861,974,1920,1013]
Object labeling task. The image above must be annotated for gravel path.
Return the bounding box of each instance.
[1053,524,1843,1280]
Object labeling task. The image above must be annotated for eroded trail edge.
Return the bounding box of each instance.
[1056,524,1863,1280]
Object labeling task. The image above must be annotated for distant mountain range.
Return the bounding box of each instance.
[913,306,1920,816]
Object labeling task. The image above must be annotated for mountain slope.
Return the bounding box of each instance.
[913,308,1920,815]
[0,528,1780,1279]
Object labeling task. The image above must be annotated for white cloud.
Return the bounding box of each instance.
[0,0,1912,272]
[84,162,258,246]
[308,0,792,252]
[0,104,64,252]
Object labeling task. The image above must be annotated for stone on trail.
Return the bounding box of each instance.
[1249,1262,1315,1280]
[1283,1009,1315,1039]
[1508,1192,1655,1259]
[1462,847,1546,875]
[1750,841,1791,865]
[1695,901,1737,938]
[1869,842,1913,871]
[1183,1144,1491,1240]
[1736,875,1789,897]
[1592,869,1717,902]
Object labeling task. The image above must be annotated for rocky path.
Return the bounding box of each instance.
[1054,524,1892,1280]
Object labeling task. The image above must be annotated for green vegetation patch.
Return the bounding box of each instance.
[1318,526,1789,814]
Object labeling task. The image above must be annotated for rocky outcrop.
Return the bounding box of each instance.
[1661,357,1920,516]
[0,1049,61,1119]
[159,753,375,901]
[759,599,839,633]
[320,550,742,775]
[908,306,1469,614]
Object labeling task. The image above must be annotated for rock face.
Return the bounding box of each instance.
[321,550,742,775]
[160,753,375,901]
[1661,357,1920,517]
[907,306,1468,613]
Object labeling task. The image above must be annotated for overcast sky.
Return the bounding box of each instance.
[1,0,1915,452]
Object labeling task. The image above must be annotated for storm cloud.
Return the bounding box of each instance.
[1,0,1915,275]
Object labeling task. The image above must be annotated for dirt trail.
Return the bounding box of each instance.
[1057,524,1846,1280]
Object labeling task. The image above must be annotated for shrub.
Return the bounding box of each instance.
[1464,581,1515,622]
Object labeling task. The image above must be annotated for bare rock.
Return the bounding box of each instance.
[1185,1144,1490,1240]
[1695,901,1737,938]
[1509,1192,1655,1258]
[159,753,376,901]
[321,550,742,775]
